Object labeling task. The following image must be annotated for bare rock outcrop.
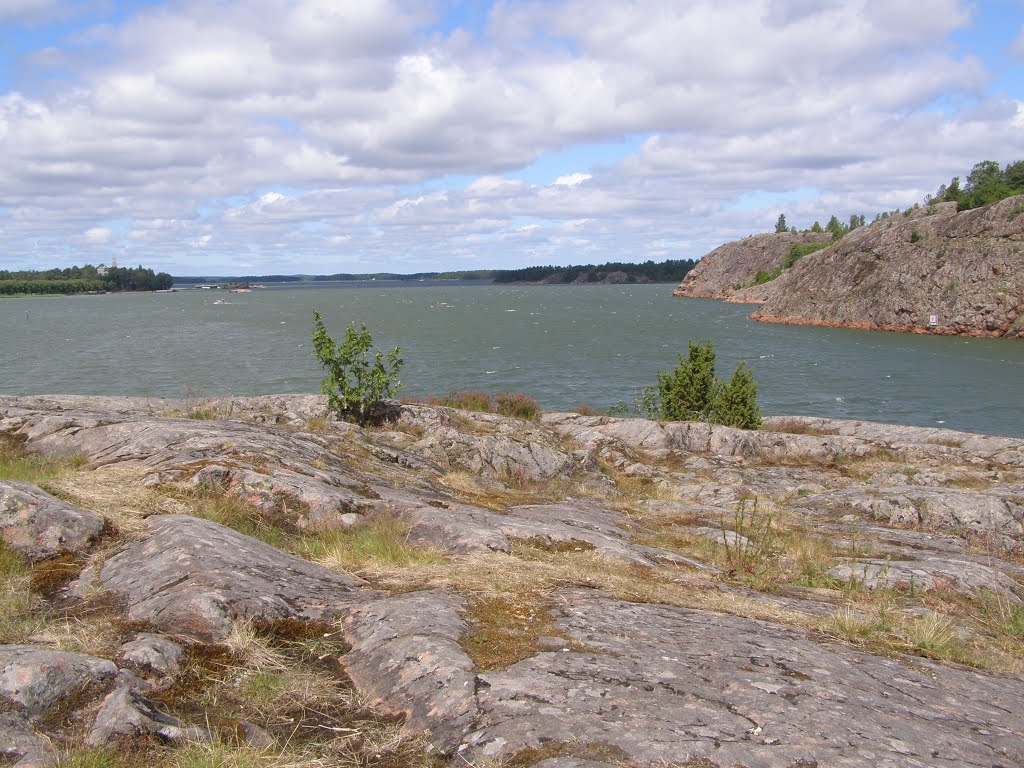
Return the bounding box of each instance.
[0,480,105,561]
[673,231,832,301]
[462,591,1024,767]
[93,515,371,639]
[794,485,1024,548]
[3,394,1024,766]
[0,710,55,767]
[749,196,1024,337]
[342,591,477,754]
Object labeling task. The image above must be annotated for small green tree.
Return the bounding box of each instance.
[311,310,403,425]
[657,340,719,422]
[654,340,761,429]
[775,214,788,233]
[712,363,762,429]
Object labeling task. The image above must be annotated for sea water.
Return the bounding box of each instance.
[3,282,1022,437]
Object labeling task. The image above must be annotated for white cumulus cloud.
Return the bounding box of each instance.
[554,173,592,187]
[0,0,1019,274]
[82,227,112,244]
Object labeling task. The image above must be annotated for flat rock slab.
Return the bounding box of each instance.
[828,557,1023,602]
[400,498,715,571]
[97,515,374,639]
[7,410,386,518]
[0,480,105,561]
[342,590,477,754]
[0,646,118,718]
[463,591,1024,767]
[795,485,1024,548]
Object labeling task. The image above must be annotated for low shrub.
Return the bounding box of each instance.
[421,390,541,420]
[426,390,496,412]
[495,392,542,420]
[656,340,761,429]
[311,310,403,426]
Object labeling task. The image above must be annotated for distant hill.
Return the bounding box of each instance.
[672,232,832,302]
[676,196,1024,338]
[749,196,1024,338]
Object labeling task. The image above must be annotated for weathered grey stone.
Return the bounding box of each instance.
[826,557,1022,602]
[403,419,580,481]
[463,591,1024,767]
[795,485,1024,547]
[0,480,105,561]
[342,591,477,754]
[543,411,879,468]
[119,634,185,676]
[398,496,715,570]
[8,411,385,520]
[0,646,118,718]
[88,686,207,746]
[98,515,372,639]
[0,712,55,767]
[238,721,275,749]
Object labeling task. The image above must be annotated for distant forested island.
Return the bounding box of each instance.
[171,258,697,286]
[0,264,173,296]
[492,259,696,284]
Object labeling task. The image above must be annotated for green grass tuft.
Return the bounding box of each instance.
[301,516,445,572]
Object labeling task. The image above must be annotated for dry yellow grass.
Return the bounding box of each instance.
[49,465,174,539]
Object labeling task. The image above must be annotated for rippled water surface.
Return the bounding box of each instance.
[3,282,1023,436]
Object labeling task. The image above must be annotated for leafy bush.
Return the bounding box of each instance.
[930,159,1024,211]
[311,310,403,425]
[655,340,761,429]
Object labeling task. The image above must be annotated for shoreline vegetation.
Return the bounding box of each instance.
[0,264,172,296]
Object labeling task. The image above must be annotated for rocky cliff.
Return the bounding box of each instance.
[2,394,1024,767]
[743,197,1023,337]
[673,231,833,301]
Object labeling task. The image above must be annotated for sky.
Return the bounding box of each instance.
[0,0,1022,276]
